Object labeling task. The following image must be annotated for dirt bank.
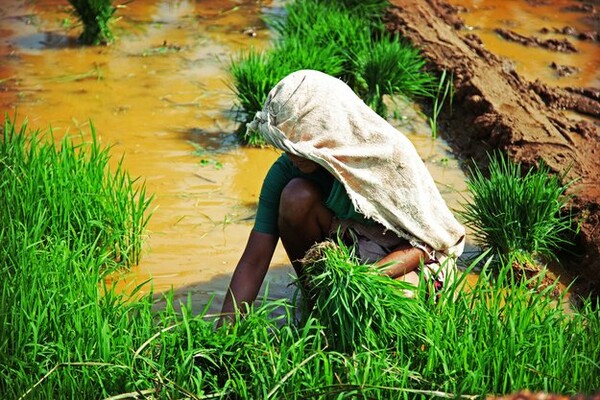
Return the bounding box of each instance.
[385,0,600,297]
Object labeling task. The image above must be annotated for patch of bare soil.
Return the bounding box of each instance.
[385,0,600,299]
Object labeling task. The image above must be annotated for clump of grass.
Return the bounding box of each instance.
[350,36,436,115]
[68,0,119,45]
[0,117,152,267]
[459,152,576,267]
[0,116,154,398]
[315,0,390,22]
[416,256,600,396]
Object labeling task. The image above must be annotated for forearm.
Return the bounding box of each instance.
[377,244,429,279]
[219,230,278,323]
[221,260,269,317]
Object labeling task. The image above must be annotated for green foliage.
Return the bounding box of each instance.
[3,117,597,398]
[269,0,374,55]
[228,39,345,146]
[229,0,439,145]
[350,36,436,115]
[302,240,428,354]
[3,225,600,398]
[459,152,575,265]
[0,116,152,398]
[429,69,454,138]
[315,0,390,21]
[0,116,152,268]
[68,0,118,45]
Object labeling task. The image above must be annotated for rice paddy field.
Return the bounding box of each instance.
[1,0,599,399]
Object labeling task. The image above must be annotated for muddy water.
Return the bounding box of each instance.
[447,0,599,89]
[1,0,588,314]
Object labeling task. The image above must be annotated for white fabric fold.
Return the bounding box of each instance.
[248,70,465,257]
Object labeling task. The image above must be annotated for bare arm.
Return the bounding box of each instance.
[219,230,279,323]
[377,243,429,279]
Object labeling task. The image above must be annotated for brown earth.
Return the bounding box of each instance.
[385,0,600,299]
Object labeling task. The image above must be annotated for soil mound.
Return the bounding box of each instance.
[385,0,600,297]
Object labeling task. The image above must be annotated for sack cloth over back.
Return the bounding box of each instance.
[248,69,465,258]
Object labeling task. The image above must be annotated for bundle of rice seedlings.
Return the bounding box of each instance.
[299,240,429,354]
[459,152,576,272]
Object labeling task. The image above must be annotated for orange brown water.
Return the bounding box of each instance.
[447,0,599,89]
[1,0,591,314]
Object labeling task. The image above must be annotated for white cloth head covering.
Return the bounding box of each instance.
[248,70,465,256]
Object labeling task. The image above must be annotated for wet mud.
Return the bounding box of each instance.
[386,0,600,296]
[495,28,579,53]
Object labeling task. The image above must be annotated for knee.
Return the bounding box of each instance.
[279,178,321,228]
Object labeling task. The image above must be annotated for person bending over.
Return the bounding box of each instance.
[220,69,465,322]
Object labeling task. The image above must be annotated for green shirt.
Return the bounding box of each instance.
[254,154,372,235]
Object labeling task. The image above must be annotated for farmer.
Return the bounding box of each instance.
[220,69,465,322]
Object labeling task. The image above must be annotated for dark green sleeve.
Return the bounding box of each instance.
[254,154,365,235]
[325,180,375,225]
[253,155,299,235]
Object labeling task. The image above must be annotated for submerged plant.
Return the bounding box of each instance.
[459,152,576,266]
[68,0,119,45]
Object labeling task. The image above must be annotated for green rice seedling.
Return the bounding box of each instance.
[268,0,373,55]
[0,117,152,267]
[316,0,390,18]
[229,0,437,143]
[415,257,600,396]
[230,1,372,145]
[68,0,119,45]
[429,69,454,139]
[0,116,154,397]
[299,240,429,354]
[350,36,436,115]
[458,152,575,268]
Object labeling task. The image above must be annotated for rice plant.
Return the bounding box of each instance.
[459,152,576,267]
[349,36,436,115]
[268,0,374,56]
[3,116,597,398]
[0,117,152,267]
[429,69,454,138]
[4,236,600,398]
[0,116,153,398]
[228,39,345,145]
[315,0,390,21]
[68,0,118,45]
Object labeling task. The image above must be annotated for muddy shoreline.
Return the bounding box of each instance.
[385,0,600,297]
